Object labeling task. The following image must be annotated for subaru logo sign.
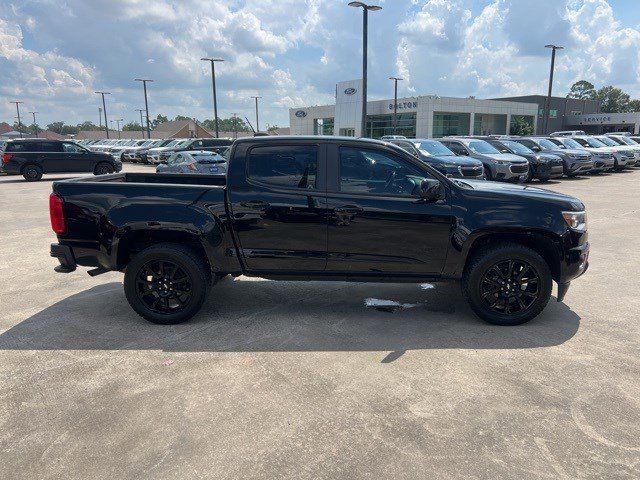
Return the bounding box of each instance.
[344,87,357,95]
[295,110,307,118]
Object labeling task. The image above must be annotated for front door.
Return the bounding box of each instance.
[325,145,453,275]
[61,142,93,172]
[227,143,328,273]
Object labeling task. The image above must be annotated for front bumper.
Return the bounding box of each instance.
[534,162,564,180]
[566,160,594,176]
[440,165,484,180]
[492,162,528,181]
[51,244,77,273]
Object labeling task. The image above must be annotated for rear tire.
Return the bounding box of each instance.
[124,243,210,324]
[22,165,43,181]
[94,163,114,175]
[463,242,552,326]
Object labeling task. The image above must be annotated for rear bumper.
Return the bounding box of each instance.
[51,243,77,273]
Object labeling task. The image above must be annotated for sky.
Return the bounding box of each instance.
[1,0,640,129]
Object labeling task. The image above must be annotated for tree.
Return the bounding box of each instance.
[596,86,631,113]
[122,121,143,131]
[47,121,66,134]
[76,121,101,131]
[150,114,168,129]
[567,80,596,100]
[509,116,535,136]
[174,115,191,121]
[267,124,280,133]
[12,122,28,134]
[628,99,640,112]
[203,116,250,133]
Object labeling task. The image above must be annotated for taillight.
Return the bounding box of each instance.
[2,153,12,165]
[49,193,66,234]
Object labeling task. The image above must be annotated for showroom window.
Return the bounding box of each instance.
[365,113,416,139]
[433,113,471,138]
[313,118,334,136]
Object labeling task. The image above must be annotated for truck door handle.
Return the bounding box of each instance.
[335,205,363,214]
[241,200,271,209]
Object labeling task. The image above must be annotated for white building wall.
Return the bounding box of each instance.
[288,80,539,138]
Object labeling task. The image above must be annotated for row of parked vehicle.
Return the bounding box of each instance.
[75,137,233,165]
[381,131,640,183]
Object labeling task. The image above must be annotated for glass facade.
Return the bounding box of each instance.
[365,113,416,139]
[313,117,334,135]
[473,114,483,135]
[433,113,471,138]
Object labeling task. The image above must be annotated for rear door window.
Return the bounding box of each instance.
[247,145,318,190]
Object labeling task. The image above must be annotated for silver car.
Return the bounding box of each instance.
[156,150,227,174]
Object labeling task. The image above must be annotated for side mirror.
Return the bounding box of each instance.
[419,179,445,202]
[531,146,541,152]
[500,149,509,153]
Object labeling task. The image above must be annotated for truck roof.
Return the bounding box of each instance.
[232,135,390,146]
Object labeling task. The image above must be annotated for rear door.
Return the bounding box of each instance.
[227,142,328,273]
[39,141,66,172]
[325,144,453,275]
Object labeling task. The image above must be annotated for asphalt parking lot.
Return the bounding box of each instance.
[1,164,639,479]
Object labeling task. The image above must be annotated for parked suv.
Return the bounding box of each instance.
[1,139,121,181]
[389,138,484,179]
[549,136,616,172]
[606,135,640,165]
[512,137,593,177]
[482,137,563,182]
[440,137,528,181]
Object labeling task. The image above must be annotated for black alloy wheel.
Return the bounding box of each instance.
[23,165,43,181]
[94,163,114,175]
[136,260,193,315]
[479,259,540,315]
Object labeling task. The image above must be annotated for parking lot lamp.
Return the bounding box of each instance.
[95,92,111,139]
[389,76,403,135]
[543,44,563,134]
[9,101,24,138]
[29,111,39,137]
[251,96,262,132]
[348,2,382,138]
[135,109,146,138]
[134,78,153,139]
[201,58,224,138]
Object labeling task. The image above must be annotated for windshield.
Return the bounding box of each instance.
[561,138,582,149]
[163,140,179,148]
[416,140,455,156]
[502,140,533,154]
[615,136,636,145]
[597,136,618,147]
[585,137,607,148]
[538,139,559,150]
[467,140,500,154]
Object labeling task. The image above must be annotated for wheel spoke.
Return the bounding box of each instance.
[481,259,540,315]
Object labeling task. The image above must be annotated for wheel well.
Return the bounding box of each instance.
[117,230,211,273]
[465,232,562,280]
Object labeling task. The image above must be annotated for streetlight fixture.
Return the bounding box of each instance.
[135,109,146,138]
[389,76,403,135]
[543,44,564,134]
[95,91,111,139]
[110,118,123,139]
[201,57,224,138]
[9,101,24,138]
[134,78,153,139]
[348,1,382,138]
[251,96,262,132]
[29,111,39,137]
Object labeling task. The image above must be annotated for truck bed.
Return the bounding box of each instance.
[58,172,227,187]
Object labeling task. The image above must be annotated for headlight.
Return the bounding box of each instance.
[562,211,587,232]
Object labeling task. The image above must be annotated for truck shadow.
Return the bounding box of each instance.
[0,279,580,358]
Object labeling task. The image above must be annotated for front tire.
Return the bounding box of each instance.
[22,165,43,181]
[463,243,552,326]
[124,243,210,324]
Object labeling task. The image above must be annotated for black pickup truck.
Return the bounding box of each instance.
[49,136,589,326]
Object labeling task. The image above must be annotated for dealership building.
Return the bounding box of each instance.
[290,80,539,139]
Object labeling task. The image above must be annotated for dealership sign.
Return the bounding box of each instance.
[295,110,307,118]
[580,115,612,124]
[389,101,418,111]
[344,88,357,95]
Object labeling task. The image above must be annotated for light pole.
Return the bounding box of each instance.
[135,109,146,138]
[232,113,238,139]
[110,119,123,139]
[134,78,153,139]
[251,96,262,132]
[543,44,563,134]
[29,111,39,137]
[389,76,403,135]
[95,91,111,139]
[349,2,382,138]
[9,101,24,138]
[98,107,103,129]
[201,57,224,138]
